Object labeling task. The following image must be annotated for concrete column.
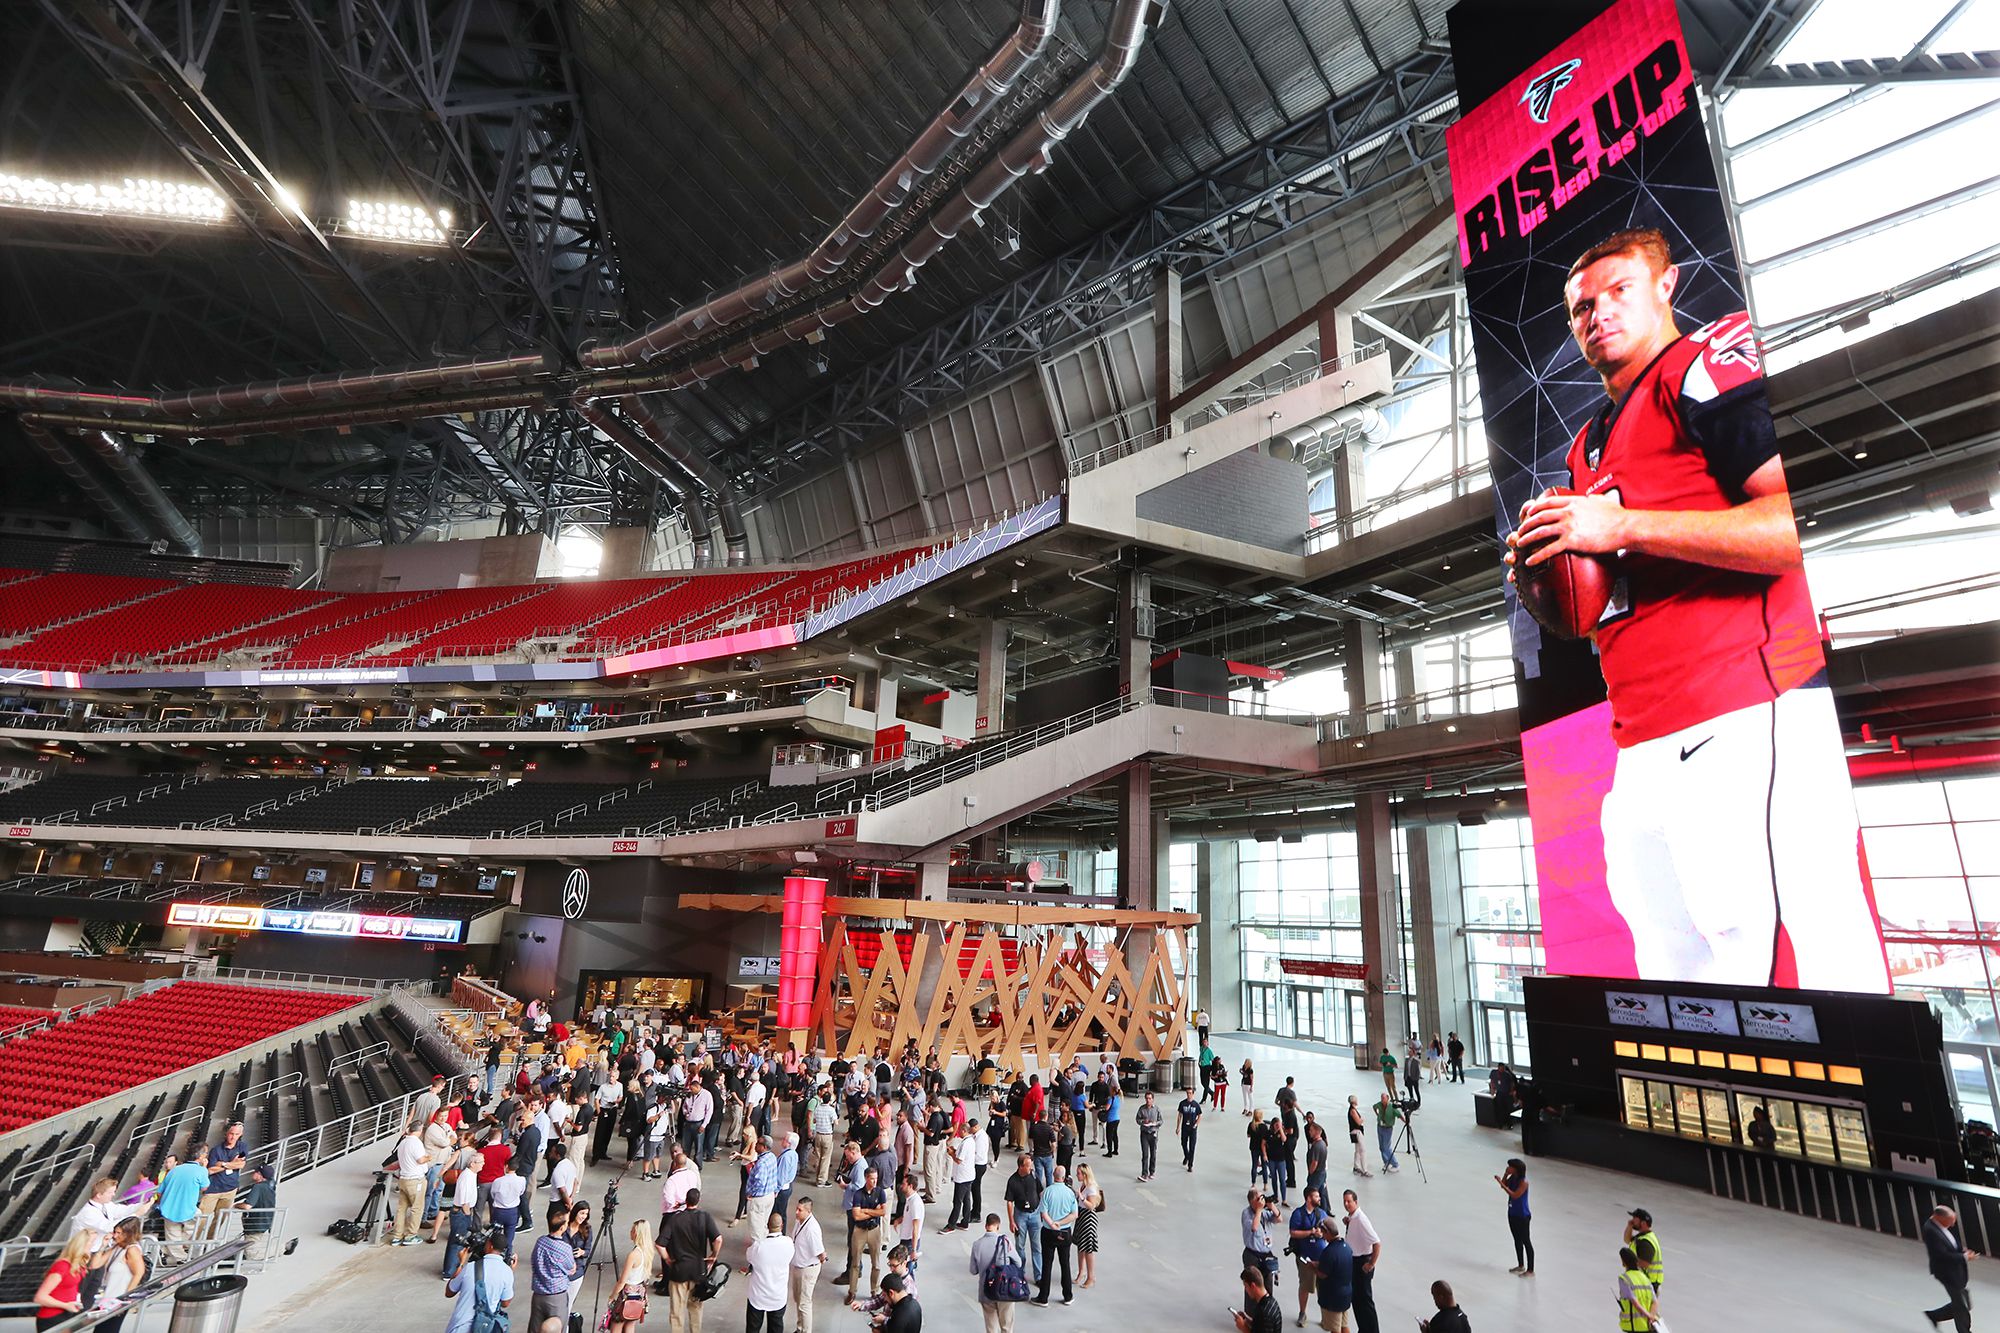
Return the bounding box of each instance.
[1343,621,1383,737]
[876,671,902,733]
[1122,810,1170,1003]
[915,856,949,902]
[1154,266,1184,435]
[598,524,654,578]
[974,619,1008,738]
[1196,839,1242,1033]
[1355,791,1401,1063]
[1391,644,1426,727]
[1408,823,1472,1053]
[1116,571,1153,697]
[1317,299,1357,368]
[1115,763,1154,910]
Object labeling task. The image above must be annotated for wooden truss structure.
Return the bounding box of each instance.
[680,894,1196,1069]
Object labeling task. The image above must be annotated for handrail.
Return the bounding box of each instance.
[233,1069,305,1107]
[863,690,1154,813]
[1818,569,2000,641]
[129,1101,210,1151]
[29,1236,253,1328]
[327,1038,391,1076]
[211,967,395,994]
[8,1138,98,1189]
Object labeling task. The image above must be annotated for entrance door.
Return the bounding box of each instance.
[1245,982,1280,1034]
[1482,1004,1532,1072]
[1289,986,1327,1042]
[1946,1042,1999,1127]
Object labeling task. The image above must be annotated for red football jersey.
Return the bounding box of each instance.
[1565,311,1823,746]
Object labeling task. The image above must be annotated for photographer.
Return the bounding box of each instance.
[1372,1096,1401,1175]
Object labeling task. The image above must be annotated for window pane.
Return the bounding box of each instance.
[1798,1103,1837,1163]
[1853,781,1951,825]
[1622,1076,1650,1129]
[1830,1107,1872,1167]
[1947,778,2000,821]
[1863,824,1967,877]
[1646,1081,1678,1134]
[1700,1088,1736,1144]
[1957,823,2000,877]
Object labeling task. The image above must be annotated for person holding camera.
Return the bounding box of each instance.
[1240,1189,1281,1298]
[1371,1096,1400,1175]
[443,1228,513,1333]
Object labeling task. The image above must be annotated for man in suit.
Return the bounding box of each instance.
[1925,1204,1977,1332]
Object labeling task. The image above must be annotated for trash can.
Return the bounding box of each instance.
[1153,1061,1177,1092]
[170,1275,249,1333]
[1353,1042,1371,1072]
[1174,1055,1196,1090]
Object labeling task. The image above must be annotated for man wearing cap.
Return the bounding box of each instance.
[236,1163,279,1260]
[1622,1209,1664,1295]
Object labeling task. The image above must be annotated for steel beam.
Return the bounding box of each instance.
[713,52,1458,490]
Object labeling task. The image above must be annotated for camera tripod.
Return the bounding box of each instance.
[578,1172,626,1333]
[1392,1108,1428,1183]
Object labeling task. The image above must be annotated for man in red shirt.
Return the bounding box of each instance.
[1507,227,1886,991]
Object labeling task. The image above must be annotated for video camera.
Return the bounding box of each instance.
[1396,1097,1420,1117]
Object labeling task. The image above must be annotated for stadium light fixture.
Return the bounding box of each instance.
[0,173,228,223]
[343,198,452,245]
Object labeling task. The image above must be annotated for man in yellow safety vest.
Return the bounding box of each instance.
[1623,1207,1664,1292]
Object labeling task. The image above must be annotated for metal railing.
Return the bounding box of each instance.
[1818,570,2000,643]
[0,978,178,1046]
[326,1040,391,1077]
[1067,342,1387,475]
[1306,461,1491,553]
[4,1235,263,1326]
[861,691,1153,813]
[1704,1138,2000,1249]
[1319,674,1519,739]
[211,967,410,994]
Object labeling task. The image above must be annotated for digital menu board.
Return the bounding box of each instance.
[168,900,462,944]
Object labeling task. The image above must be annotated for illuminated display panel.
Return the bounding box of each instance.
[167,900,462,944]
[1446,0,1889,994]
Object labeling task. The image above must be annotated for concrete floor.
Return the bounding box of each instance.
[116,1032,1973,1333]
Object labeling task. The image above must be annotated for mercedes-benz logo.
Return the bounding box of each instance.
[561,868,590,920]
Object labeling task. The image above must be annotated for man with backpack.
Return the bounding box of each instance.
[443,1228,513,1333]
[969,1211,1025,1331]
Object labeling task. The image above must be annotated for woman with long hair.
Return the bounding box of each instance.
[33,1231,96,1331]
[1056,1106,1078,1174]
[731,1123,761,1223]
[1246,1109,1271,1189]
[1497,1157,1533,1276]
[607,1218,655,1333]
[1209,1058,1228,1111]
[1238,1058,1255,1115]
[83,1217,147,1333]
[563,1199,594,1304]
[1073,1162,1104,1289]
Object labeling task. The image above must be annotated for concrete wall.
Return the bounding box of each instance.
[224,932,446,986]
[324,533,559,592]
[1135,446,1307,554]
[497,898,781,1016]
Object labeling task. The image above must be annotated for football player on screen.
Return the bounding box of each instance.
[1504,226,1888,992]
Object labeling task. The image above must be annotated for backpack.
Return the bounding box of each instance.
[470,1256,509,1333]
[692,1259,732,1302]
[981,1235,1031,1303]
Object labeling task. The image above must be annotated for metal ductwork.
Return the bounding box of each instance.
[618,396,750,565]
[77,430,205,554]
[0,350,558,425]
[679,484,717,567]
[18,420,154,543]
[591,0,1162,396]
[1276,404,1387,461]
[578,0,1060,371]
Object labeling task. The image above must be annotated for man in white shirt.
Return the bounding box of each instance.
[546,1143,579,1210]
[967,1116,992,1218]
[894,1173,925,1273]
[743,1213,792,1332]
[70,1178,148,1249]
[789,1197,827,1333]
[390,1128,431,1245]
[1342,1188,1384,1333]
[945,1124,979,1231]
[680,1080,714,1160]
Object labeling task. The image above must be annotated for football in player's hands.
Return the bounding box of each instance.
[1513,489,1616,639]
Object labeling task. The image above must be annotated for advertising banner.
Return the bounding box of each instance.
[1446,0,1888,992]
[167,900,463,944]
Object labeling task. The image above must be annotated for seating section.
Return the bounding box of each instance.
[0,584,336,671]
[569,570,781,657]
[231,777,461,832]
[0,571,172,638]
[161,588,443,665]
[0,536,952,673]
[418,776,760,837]
[0,1004,53,1033]
[0,981,363,1132]
[265,586,541,667]
[365,576,678,665]
[0,1002,447,1257]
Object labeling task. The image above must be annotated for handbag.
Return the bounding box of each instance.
[981,1236,1032,1303]
[612,1285,648,1322]
[692,1259,732,1302]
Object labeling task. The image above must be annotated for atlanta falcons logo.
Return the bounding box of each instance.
[1521,58,1582,124]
